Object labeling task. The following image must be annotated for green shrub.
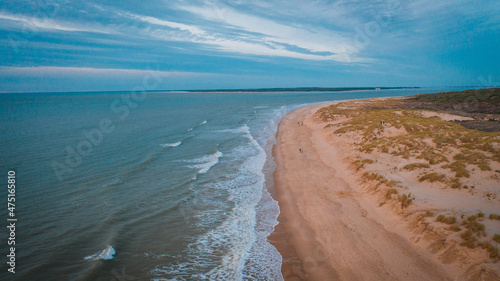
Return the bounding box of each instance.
[461,215,486,235]
[489,214,500,220]
[479,241,499,259]
[387,180,400,187]
[362,158,374,164]
[436,215,456,224]
[403,163,430,171]
[450,178,462,189]
[443,161,470,178]
[460,230,476,248]
[453,152,491,171]
[419,172,446,183]
[493,234,500,243]
[398,193,413,209]
[386,188,398,198]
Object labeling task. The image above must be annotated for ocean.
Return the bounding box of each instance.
[0,87,472,280]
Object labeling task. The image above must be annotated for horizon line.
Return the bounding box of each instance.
[0,85,488,95]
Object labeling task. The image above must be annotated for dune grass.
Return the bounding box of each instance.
[442,162,470,178]
[493,234,500,243]
[403,163,430,171]
[479,241,499,259]
[318,99,500,189]
[436,215,457,224]
[419,172,447,183]
[461,215,486,236]
[398,193,413,209]
[489,214,500,220]
[318,92,500,261]
[461,229,477,248]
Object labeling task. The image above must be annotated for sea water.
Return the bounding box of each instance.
[0,87,473,280]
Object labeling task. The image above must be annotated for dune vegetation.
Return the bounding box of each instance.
[316,88,500,261]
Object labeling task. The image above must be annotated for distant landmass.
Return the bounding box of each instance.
[170,87,420,93]
[4,86,428,95]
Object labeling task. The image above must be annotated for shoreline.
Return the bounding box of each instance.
[268,97,500,280]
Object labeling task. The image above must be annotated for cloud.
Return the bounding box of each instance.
[0,12,111,34]
[174,3,363,62]
[1,0,496,92]
[0,66,213,78]
[118,7,367,62]
[182,4,350,51]
[0,1,371,63]
[126,13,206,37]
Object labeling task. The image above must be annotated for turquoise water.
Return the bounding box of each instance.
[0,88,473,280]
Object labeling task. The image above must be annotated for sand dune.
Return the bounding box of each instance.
[270,99,500,281]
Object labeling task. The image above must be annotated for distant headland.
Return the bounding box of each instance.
[168,87,419,93]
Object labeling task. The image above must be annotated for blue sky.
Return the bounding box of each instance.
[0,0,498,92]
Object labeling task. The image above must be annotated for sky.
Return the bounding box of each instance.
[0,0,498,92]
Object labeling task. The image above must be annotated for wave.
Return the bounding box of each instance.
[216,125,251,134]
[187,120,208,132]
[187,151,222,174]
[84,246,115,261]
[161,141,182,148]
[153,123,283,280]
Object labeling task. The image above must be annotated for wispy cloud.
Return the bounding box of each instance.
[120,8,366,62]
[0,12,111,34]
[0,0,496,91]
[125,13,206,37]
[181,4,353,52]
[0,66,213,78]
[1,1,371,63]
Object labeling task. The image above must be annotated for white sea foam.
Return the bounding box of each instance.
[216,125,251,134]
[187,151,222,174]
[187,120,207,132]
[153,122,284,280]
[238,124,283,281]
[84,245,115,261]
[161,142,182,148]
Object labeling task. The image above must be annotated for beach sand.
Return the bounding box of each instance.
[269,100,500,281]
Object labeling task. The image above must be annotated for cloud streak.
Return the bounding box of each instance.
[0,12,111,34]
[178,4,360,60]
[0,66,213,78]
[10,1,368,63]
[121,6,366,62]
[0,0,497,91]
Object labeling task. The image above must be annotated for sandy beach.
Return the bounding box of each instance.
[269,97,500,281]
